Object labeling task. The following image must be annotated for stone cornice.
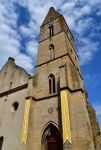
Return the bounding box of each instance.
[0,84,28,98]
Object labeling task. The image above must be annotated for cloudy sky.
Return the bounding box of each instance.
[0,0,101,127]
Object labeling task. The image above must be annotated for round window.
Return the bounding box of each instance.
[11,102,19,112]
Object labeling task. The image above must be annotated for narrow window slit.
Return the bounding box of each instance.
[49,74,56,94]
[49,25,54,37]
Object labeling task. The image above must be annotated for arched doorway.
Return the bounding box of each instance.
[41,123,63,150]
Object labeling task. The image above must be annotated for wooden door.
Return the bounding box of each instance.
[41,124,63,150]
[47,135,59,150]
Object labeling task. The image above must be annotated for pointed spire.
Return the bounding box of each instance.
[41,7,61,26]
[49,7,55,11]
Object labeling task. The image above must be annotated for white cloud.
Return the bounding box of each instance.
[0,0,100,73]
[61,1,76,14]
[19,25,32,37]
[15,53,33,73]
[78,38,99,65]
[26,41,38,57]
[73,5,91,20]
[28,3,54,27]
[94,105,101,116]
[87,0,101,6]
[65,16,76,30]
[61,4,91,31]
[0,1,34,74]
[96,9,101,16]
[75,18,93,35]
[0,1,20,68]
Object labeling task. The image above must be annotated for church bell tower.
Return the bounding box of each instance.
[26,7,96,150]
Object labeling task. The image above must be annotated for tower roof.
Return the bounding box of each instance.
[41,7,61,26]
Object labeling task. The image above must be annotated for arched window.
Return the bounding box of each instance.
[11,102,19,112]
[49,44,55,60]
[49,25,54,37]
[49,74,55,94]
[0,136,4,150]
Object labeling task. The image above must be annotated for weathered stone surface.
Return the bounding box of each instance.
[95,134,101,150]
[0,7,100,150]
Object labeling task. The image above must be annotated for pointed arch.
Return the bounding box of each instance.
[0,136,4,150]
[48,74,56,94]
[49,44,54,50]
[41,121,59,138]
[41,122,63,150]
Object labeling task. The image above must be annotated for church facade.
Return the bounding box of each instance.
[0,7,101,150]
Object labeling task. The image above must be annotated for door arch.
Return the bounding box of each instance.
[41,123,63,150]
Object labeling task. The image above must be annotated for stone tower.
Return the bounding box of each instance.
[26,7,100,150]
[0,7,101,150]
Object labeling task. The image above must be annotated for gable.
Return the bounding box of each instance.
[0,57,31,93]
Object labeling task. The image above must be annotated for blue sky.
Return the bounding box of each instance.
[0,0,101,127]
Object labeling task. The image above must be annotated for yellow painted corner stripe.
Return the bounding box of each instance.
[61,90,71,143]
[21,99,31,144]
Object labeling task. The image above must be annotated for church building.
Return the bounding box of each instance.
[0,7,101,150]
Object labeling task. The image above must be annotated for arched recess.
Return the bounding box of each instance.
[41,122,63,150]
[0,136,4,150]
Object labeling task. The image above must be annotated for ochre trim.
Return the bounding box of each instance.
[21,99,31,144]
[60,90,71,143]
